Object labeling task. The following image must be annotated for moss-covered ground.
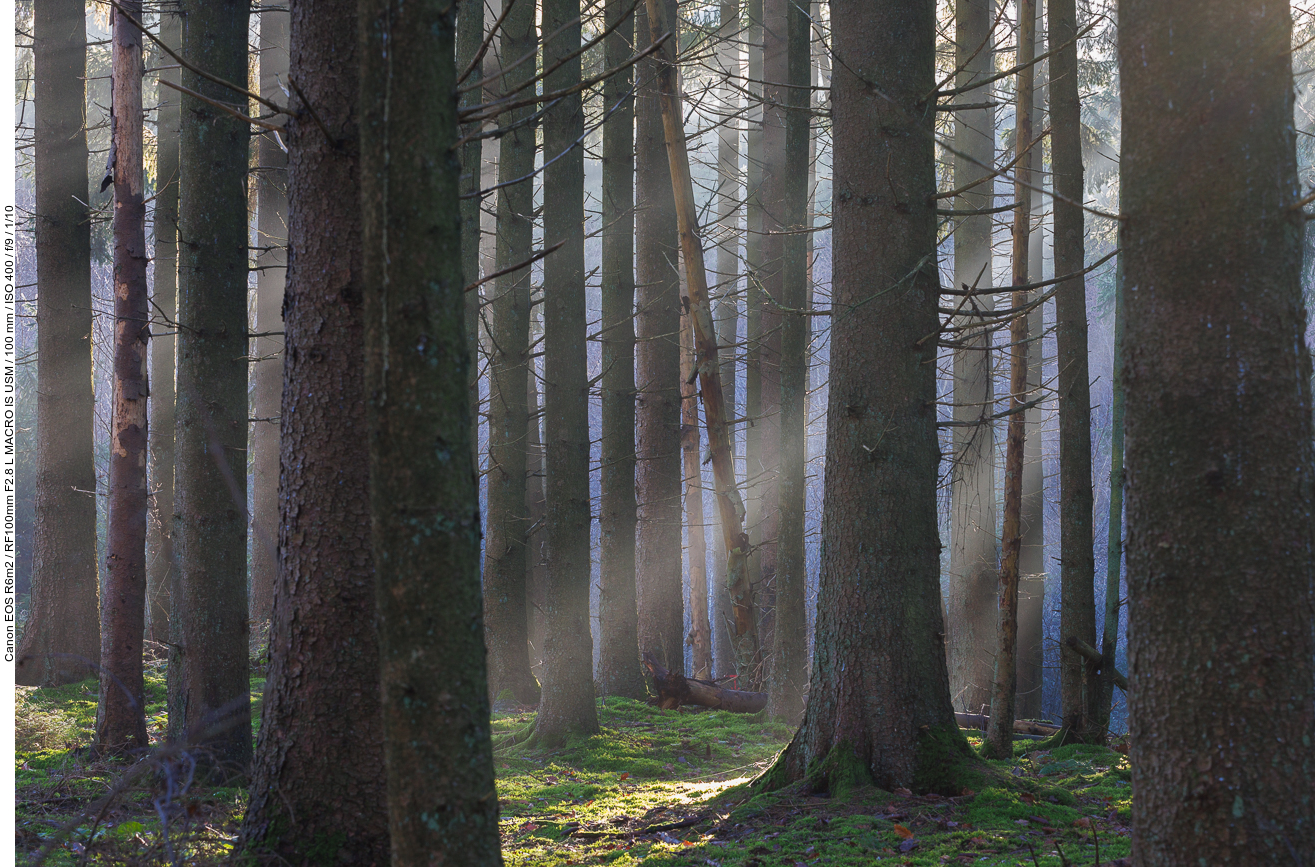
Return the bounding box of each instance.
[16,674,1133,865]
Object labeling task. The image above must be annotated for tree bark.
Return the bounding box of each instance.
[459,0,483,454]
[239,0,390,860]
[635,0,686,676]
[171,0,252,773]
[596,0,645,699]
[644,653,767,713]
[643,0,757,683]
[482,0,541,705]
[533,0,600,745]
[1099,252,1126,726]
[680,308,712,680]
[765,0,809,725]
[1119,1,1315,861]
[758,0,973,795]
[1050,0,1100,742]
[17,0,100,689]
[249,7,290,630]
[96,0,150,757]
[983,0,1035,761]
[359,0,502,859]
[946,0,997,716]
[145,9,180,648]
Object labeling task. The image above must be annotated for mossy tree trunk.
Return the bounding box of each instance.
[596,0,645,699]
[760,0,974,795]
[239,0,390,860]
[171,0,252,773]
[17,0,100,689]
[634,0,685,675]
[945,0,996,716]
[359,0,502,859]
[145,9,180,648]
[96,0,150,757]
[1119,0,1315,861]
[248,7,289,630]
[482,0,542,705]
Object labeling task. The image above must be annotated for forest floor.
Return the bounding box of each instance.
[15,669,1134,866]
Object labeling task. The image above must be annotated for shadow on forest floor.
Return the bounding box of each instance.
[15,673,1133,865]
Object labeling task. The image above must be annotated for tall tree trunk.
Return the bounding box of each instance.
[681,308,712,680]
[765,0,808,725]
[596,0,645,699]
[171,0,252,772]
[1120,1,1315,861]
[482,0,541,705]
[741,0,765,670]
[17,0,100,689]
[1016,8,1047,720]
[1050,0,1098,741]
[146,9,180,648]
[946,0,996,716]
[533,0,598,744]
[635,0,685,675]
[711,0,740,679]
[359,0,502,860]
[96,0,150,757]
[239,0,390,859]
[1098,253,1125,727]
[759,0,974,794]
[459,0,482,451]
[983,0,1035,760]
[525,362,547,678]
[249,8,290,630]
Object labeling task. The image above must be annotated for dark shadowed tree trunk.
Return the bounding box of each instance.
[146,9,180,647]
[249,8,289,629]
[459,0,482,449]
[1050,0,1099,742]
[946,0,996,716]
[759,0,975,794]
[596,0,646,699]
[95,0,150,757]
[765,0,808,725]
[635,0,685,675]
[17,0,100,689]
[359,0,502,859]
[239,1,390,860]
[741,0,765,640]
[532,0,599,745]
[1119,0,1315,861]
[171,0,252,773]
[982,0,1034,760]
[482,0,541,705]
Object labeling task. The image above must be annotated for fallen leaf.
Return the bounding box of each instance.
[1074,817,1092,829]
[893,824,914,840]
[1020,792,1036,805]
[619,772,630,781]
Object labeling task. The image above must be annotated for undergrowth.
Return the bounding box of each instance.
[15,673,1133,865]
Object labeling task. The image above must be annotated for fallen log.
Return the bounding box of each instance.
[643,652,767,713]
[1065,635,1129,692]
[954,712,1062,738]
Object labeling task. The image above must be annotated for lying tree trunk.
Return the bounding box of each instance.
[955,712,1061,738]
[1065,635,1128,693]
[643,652,767,713]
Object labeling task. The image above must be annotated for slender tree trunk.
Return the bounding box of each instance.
[146,9,180,648]
[482,0,541,705]
[946,0,996,716]
[96,0,150,757]
[765,0,808,725]
[359,0,502,860]
[239,1,390,859]
[1050,0,1099,741]
[17,0,100,689]
[760,0,974,793]
[596,0,645,699]
[249,8,289,630]
[459,0,482,451]
[983,0,1034,760]
[1016,7,1047,720]
[1120,1,1315,861]
[171,0,252,773]
[1098,253,1125,726]
[681,309,712,680]
[711,0,740,679]
[635,0,685,674]
[532,0,598,744]
[525,362,548,678]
